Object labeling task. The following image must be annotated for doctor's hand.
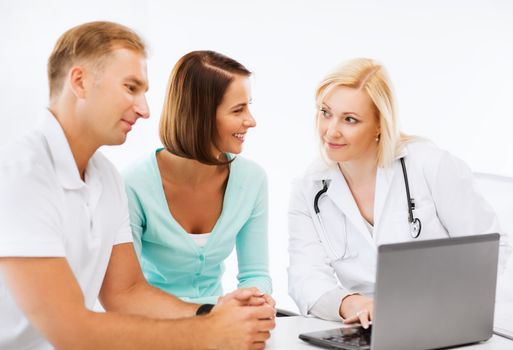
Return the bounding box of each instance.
[340,294,374,329]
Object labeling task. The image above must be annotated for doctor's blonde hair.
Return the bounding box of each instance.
[315,58,410,168]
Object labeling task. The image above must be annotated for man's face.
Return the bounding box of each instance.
[79,48,149,146]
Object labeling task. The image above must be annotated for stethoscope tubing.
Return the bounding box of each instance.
[399,157,422,238]
[313,157,422,261]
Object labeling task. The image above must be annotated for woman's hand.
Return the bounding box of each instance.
[339,294,374,329]
[218,288,276,310]
[262,293,276,309]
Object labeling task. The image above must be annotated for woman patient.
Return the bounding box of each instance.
[124,51,274,306]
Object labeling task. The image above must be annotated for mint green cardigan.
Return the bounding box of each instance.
[123,150,272,304]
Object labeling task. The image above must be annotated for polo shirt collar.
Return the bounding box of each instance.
[40,109,85,190]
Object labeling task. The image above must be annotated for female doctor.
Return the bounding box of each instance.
[288,58,510,328]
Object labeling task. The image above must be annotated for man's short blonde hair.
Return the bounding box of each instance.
[47,21,146,98]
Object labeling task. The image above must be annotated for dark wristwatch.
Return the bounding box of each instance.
[196,303,215,316]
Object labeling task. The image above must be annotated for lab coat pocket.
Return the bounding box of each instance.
[385,203,448,243]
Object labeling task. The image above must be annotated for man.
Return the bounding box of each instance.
[0,21,275,350]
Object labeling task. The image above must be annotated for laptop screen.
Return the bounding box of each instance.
[299,233,500,350]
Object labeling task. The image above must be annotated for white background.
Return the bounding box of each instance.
[1,0,512,312]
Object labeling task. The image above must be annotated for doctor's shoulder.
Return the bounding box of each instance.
[402,138,474,182]
[302,156,332,177]
[290,157,332,197]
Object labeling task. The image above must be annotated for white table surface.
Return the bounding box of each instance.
[266,316,513,349]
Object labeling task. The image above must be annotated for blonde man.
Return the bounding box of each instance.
[0,21,274,350]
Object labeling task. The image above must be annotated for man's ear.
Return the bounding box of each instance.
[68,66,87,99]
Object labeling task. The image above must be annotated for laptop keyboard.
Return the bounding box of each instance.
[322,326,372,349]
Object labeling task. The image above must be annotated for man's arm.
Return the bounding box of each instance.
[100,243,275,317]
[99,242,198,318]
[0,256,275,350]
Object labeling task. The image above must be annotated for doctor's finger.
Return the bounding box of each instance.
[344,310,371,327]
[358,311,370,329]
[368,308,374,321]
[342,314,360,324]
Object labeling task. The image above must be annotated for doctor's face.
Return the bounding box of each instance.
[318,86,380,164]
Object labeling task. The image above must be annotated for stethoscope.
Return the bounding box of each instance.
[399,157,422,238]
[313,157,421,261]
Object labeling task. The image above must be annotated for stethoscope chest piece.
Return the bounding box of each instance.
[410,218,421,238]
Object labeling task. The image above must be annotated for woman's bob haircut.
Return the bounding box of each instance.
[160,50,251,165]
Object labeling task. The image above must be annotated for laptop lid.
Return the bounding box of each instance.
[298,233,500,350]
[371,233,500,350]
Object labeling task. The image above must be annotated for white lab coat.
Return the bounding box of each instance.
[288,140,510,318]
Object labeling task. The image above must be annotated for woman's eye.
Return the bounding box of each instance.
[320,109,331,118]
[233,108,243,114]
[126,84,136,93]
[345,115,358,124]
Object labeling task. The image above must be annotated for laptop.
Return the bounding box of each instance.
[299,233,500,350]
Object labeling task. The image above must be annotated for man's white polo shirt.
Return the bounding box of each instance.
[0,110,133,349]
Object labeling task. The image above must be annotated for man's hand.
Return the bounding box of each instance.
[206,298,276,350]
[262,293,276,309]
[0,257,275,349]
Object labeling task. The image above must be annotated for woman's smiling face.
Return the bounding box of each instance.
[214,75,255,155]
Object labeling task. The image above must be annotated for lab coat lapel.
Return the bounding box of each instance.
[373,148,408,242]
[372,164,397,242]
[325,168,375,247]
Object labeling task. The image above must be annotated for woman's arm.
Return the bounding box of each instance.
[124,183,146,257]
[235,173,272,295]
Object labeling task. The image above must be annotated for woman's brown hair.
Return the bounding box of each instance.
[159,50,251,165]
